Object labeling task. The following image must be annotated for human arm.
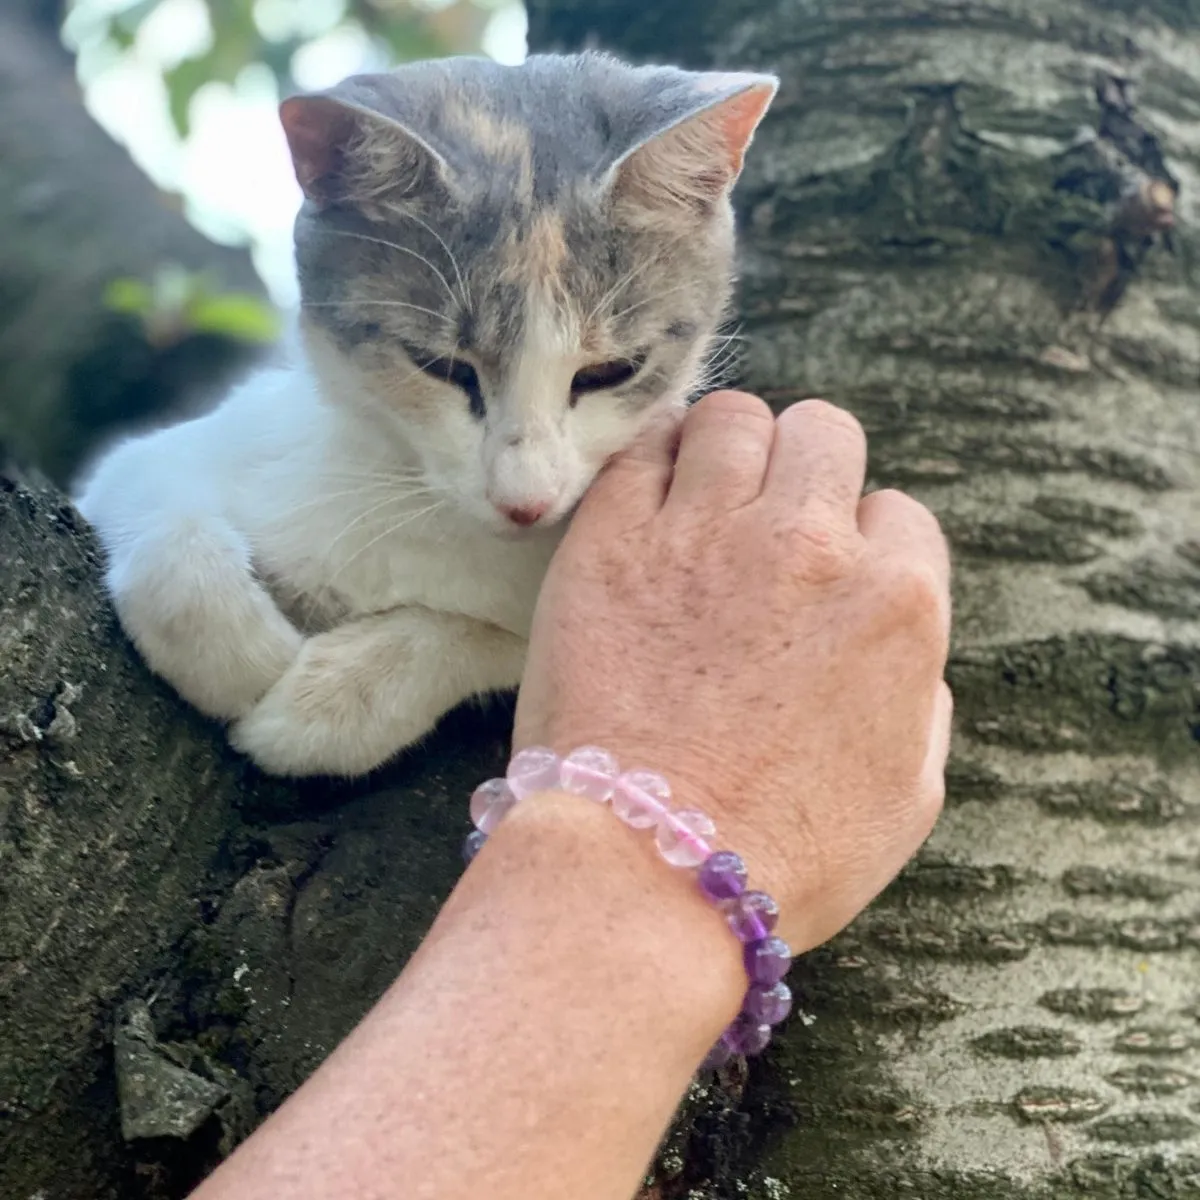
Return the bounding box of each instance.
[189,392,952,1200]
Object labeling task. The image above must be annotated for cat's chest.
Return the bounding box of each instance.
[257,495,559,638]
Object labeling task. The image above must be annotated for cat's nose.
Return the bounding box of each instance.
[496,500,550,527]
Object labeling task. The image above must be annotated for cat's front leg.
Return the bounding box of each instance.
[229,605,528,777]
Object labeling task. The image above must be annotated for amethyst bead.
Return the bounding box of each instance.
[462,830,487,864]
[698,851,748,902]
[727,1014,772,1057]
[745,936,793,987]
[725,890,780,943]
[700,1034,736,1072]
[743,981,793,1026]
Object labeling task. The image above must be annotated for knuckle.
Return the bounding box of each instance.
[873,488,946,539]
[780,520,861,583]
[880,558,949,643]
[785,398,866,444]
[921,776,947,825]
[693,389,776,430]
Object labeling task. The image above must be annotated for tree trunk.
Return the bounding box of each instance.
[0,3,263,486]
[3,2,1199,1198]
[526,2,1200,1195]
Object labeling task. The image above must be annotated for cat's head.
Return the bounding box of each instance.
[282,52,776,534]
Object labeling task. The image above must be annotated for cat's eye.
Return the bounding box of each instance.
[570,356,644,398]
[406,345,486,419]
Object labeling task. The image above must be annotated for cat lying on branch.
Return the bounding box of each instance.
[76,52,777,777]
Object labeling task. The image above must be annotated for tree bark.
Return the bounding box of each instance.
[3,2,1199,1198]
[0,4,263,486]
[527,2,1200,1196]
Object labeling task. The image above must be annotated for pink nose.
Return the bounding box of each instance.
[496,500,550,527]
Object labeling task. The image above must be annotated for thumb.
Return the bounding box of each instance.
[575,404,684,527]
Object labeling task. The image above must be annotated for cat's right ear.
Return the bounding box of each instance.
[280,94,446,209]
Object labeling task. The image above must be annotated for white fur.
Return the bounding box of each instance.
[76,314,675,776]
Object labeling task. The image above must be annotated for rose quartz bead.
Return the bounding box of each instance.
[612,769,671,829]
[655,809,716,868]
[559,746,620,803]
[469,778,517,834]
[506,746,562,799]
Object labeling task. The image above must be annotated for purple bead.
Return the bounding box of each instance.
[469,778,517,834]
[698,851,748,902]
[743,981,792,1026]
[700,1034,736,1072]
[559,745,620,802]
[507,746,562,799]
[727,1014,772,1057]
[725,890,780,943]
[745,936,793,987]
[462,830,487,864]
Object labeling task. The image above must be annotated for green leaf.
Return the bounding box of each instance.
[164,54,219,137]
[185,293,282,343]
[102,278,155,316]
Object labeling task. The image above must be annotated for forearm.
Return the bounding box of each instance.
[192,790,745,1200]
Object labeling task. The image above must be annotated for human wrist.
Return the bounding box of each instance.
[459,789,746,1058]
[461,742,803,1065]
[505,733,820,952]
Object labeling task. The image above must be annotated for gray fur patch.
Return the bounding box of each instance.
[290,52,775,420]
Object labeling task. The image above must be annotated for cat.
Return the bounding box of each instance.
[74,52,777,778]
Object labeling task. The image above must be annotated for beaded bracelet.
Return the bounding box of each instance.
[462,745,793,1070]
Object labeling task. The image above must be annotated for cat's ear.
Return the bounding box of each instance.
[280,94,447,208]
[610,73,778,216]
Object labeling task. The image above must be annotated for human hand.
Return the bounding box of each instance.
[514,392,952,954]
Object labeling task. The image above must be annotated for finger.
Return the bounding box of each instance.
[918,681,954,814]
[664,391,776,513]
[579,405,684,522]
[761,400,867,529]
[856,489,951,600]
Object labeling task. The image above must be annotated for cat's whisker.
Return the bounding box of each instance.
[302,299,455,325]
[323,229,459,309]
[585,230,696,328]
[297,489,441,626]
[324,490,438,555]
[393,208,472,312]
[608,280,703,326]
[322,498,447,595]
[280,484,438,519]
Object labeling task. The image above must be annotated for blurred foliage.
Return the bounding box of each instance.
[65,0,517,135]
[105,266,281,345]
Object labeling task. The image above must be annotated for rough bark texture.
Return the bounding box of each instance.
[0,475,512,1199]
[0,3,262,485]
[2,1,1199,1198]
[526,2,1200,1196]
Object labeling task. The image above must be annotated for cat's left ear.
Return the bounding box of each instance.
[280,93,447,209]
[610,73,778,216]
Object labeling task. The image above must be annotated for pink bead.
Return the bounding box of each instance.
[506,746,562,799]
[469,778,517,834]
[559,746,620,803]
[612,769,671,829]
[655,809,716,868]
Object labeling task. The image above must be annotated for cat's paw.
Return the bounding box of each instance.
[227,625,440,777]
